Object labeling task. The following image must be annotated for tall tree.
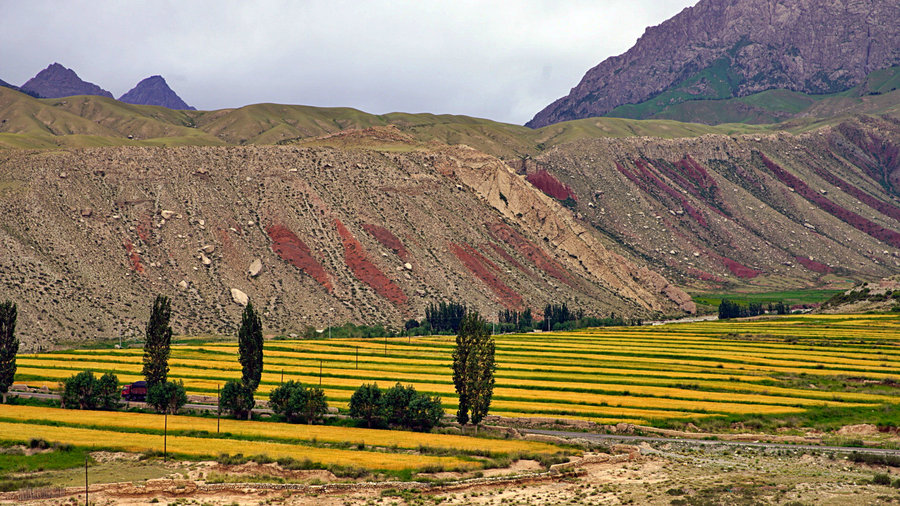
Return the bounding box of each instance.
[238,301,264,390]
[452,311,496,430]
[0,301,18,403]
[142,295,172,388]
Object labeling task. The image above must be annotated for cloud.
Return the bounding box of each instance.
[0,0,697,124]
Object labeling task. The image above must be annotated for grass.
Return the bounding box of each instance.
[691,289,845,309]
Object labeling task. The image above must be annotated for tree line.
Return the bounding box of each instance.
[718,299,790,319]
[0,297,498,434]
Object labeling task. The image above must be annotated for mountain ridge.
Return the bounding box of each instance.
[528,0,900,128]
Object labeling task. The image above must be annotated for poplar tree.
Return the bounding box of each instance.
[238,301,264,390]
[452,311,496,431]
[142,295,172,388]
[0,301,18,404]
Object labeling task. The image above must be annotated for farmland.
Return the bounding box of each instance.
[5,314,900,503]
[14,314,900,427]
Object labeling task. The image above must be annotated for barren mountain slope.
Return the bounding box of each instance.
[530,114,900,290]
[0,144,692,348]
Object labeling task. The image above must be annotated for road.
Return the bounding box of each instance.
[526,428,900,456]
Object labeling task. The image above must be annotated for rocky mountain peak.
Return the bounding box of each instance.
[528,0,900,128]
[119,75,195,110]
[20,62,113,99]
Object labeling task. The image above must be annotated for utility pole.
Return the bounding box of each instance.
[84,457,88,506]
[163,413,168,462]
[281,369,284,385]
[319,359,323,386]
[356,346,358,369]
[216,383,220,433]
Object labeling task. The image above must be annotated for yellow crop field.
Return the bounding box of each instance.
[0,421,473,471]
[0,405,558,454]
[15,314,900,427]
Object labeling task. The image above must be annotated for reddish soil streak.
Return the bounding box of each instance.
[485,222,573,287]
[266,223,332,292]
[122,238,144,274]
[686,267,725,284]
[361,223,409,261]
[335,219,407,305]
[795,256,831,274]
[136,214,152,243]
[488,243,530,275]
[450,243,524,310]
[760,153,900,248]
[526,170,576,201]
[616,162,707,227]
[809,162,900,222]
[720,256,761,279]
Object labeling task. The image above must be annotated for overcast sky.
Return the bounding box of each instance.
[0,0,696,124]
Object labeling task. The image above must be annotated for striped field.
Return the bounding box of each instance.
[15,314,900,424]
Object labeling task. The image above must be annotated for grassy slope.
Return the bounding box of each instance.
[605,66,900,125]
[0,86,774,158]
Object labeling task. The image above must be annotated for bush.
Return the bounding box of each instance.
[219,379,255,419]
[873,473,892,485]
[61,371,119,410]
[348,383,383,428]
[146,380,187,414]
[407,392,444,431]
[268,380,328,424]
[365,382,444,431]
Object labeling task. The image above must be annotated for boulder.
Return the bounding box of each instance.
[160,210,175,220]
[231,288,249,306]
[199,253,212,266]
[201,244,215,253]
[248,258,263,277]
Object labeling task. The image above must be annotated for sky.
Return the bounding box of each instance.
[0,0,697,125]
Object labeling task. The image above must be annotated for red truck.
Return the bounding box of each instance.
[121,381,148,401]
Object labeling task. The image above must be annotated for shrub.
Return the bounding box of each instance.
[377,383,443,431]
[146,380,187,414]
[349,383,383,428]
[269,380,327,424]
[873,473,892,485]
[61,371,119,410]
[219,379,255,419]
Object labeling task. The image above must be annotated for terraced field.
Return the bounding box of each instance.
[14,315,900,426]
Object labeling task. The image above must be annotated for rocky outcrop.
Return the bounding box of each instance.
[20,63,113,99]
[528,0,900,127]
[119,75,195,110]
[436,145,696,313]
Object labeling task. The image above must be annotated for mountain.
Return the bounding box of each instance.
[1,86,899,346]
[20,63,113,99]
[528,0,900,128]
[0,141,693,348]
[119,75,195,110]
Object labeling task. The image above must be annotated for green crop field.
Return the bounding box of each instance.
[14,314,900,431]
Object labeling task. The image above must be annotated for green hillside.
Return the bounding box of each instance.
[0,72,897,156]
[605,65,900,126]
